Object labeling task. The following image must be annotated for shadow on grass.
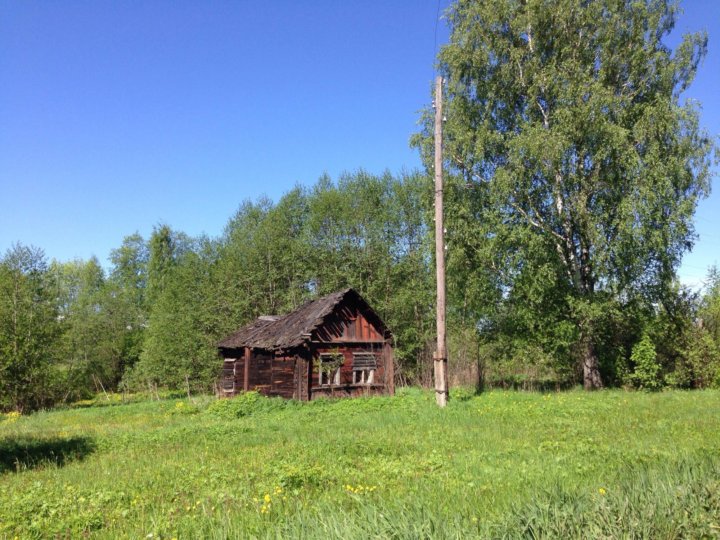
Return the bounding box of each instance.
[0,435,96,474]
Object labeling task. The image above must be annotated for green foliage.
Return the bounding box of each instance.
[449,386,475,402]
[145,224,177,307]
[205,391,289,419]
[1,170,436,407]
[51,257,124,401]
[2,390,720,537]
[673,327,720,389]
[130,224,206,391]
[413,0,715,388]
[126,239,221,392]
[126,171,434,393]
[660,268,720,389]
[0,244,62,412]
[107,233,149,376]
[630,334,662,390]
[3,1,720,407]
[691,267,720,388]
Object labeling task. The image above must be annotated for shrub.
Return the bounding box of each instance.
[1,411,21,423]
[450,386,475,402]
[630,334,662,390]
[205,391,287,419]
[684,328,720,388]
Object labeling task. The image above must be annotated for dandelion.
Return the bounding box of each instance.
[264,494,271,503]
[598,488,607,495]
[345,483,377,494]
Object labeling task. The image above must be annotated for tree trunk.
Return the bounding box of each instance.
[581,330,603,390]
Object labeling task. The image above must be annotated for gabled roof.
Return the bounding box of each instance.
[218,288,389,351]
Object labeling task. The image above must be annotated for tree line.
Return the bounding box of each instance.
[0,172,437,411]
[2,0,718,411]
[2,170,719,412]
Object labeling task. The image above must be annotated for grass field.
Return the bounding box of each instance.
[1,388,720,539]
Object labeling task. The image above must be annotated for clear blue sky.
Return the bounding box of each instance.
[1,1,718,289]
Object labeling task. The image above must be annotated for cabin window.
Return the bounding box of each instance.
[352,352,377,384]
[318,353,342,386]
[222,359,236,392]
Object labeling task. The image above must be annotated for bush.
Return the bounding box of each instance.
[684,328,720,388]
[450,386,476,402]
[205,391,288,419]
[630,334,662,391]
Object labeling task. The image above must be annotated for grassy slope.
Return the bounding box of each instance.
[1,389,719,539]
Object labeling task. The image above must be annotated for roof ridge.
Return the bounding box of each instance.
[218,288,361,350]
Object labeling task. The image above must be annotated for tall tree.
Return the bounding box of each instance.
[108,233,149,379]
[52,257,125,399]
[133,239,220,391]
[146,225,176,307]
[415,0,715,388]
[0,245,60,411]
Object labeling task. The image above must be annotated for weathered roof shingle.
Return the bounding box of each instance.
[218,288,385,351]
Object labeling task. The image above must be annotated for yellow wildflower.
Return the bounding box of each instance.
[264,494,271,503]
[598,488,607,495]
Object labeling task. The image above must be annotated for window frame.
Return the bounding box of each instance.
[222,358,236,392]
[352,352,377,385]
[318,353,343,386]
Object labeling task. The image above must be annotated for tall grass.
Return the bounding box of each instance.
[1,389,719,538]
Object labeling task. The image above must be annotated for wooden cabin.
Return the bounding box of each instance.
[217,288,394,400]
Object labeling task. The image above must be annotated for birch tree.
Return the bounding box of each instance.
[415,0,715,388]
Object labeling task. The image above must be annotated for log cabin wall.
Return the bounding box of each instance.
[295,352,311,401]
[268,353,296,399]
[309,342,390,399]
[221,350,297,399]
[221,355,245,395]
[309,301,391,399]
[247,351,272,394]
[217,288,394,401]
[313,308,386,343]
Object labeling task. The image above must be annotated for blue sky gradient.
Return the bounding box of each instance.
[1,1,717,289]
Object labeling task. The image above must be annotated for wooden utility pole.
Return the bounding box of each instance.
[434,75,448,407]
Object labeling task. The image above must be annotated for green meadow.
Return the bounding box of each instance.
[1,389,720,539]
